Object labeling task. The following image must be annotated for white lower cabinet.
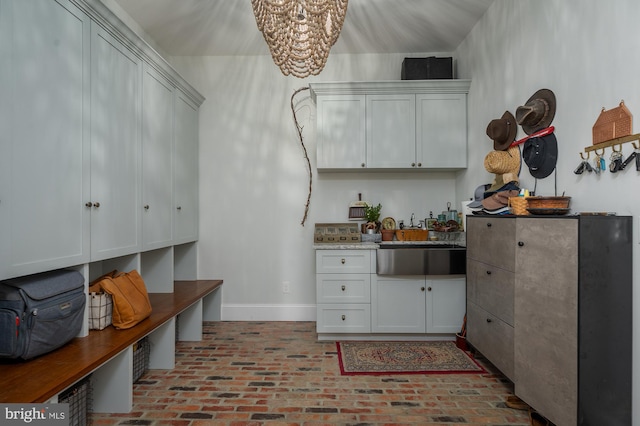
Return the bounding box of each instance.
[316,250,374,333]
[315,249,465,337]
[371,275,466,334]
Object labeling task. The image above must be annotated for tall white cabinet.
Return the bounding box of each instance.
[0,0,205,282]
[90,23,142,261]
[0,0,91,279]
[142,65,174,251]
[173,91,200,245]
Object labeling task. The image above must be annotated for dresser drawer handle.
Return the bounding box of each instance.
[341,258,346,264]
[341,315,346,321]
[341,285,346,291]
[486,318,492,323]
[486,270,492,275]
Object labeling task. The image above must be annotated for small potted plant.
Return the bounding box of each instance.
[363,203,382,234]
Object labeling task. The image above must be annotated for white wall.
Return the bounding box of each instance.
[171,53,463,320]
[456,0,640,421]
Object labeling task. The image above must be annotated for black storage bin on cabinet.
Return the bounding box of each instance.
[401,57,453,80]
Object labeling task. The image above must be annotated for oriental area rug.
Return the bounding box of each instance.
[336,341,487,376]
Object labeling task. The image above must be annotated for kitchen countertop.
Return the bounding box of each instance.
[314,238,466,250]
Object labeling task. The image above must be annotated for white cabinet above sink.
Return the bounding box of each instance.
[310,80,470,171]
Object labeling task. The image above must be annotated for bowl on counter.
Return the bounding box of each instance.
[526,196,571,215]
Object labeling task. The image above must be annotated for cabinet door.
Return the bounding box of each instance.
[426,277,466,333]
[466,217,516,271]
[90,23,142,261]
[142,64,174,250]
[416,93,467,169]
[514,218,578,426]
[371,275,425,333]
[366,94,416,168]
[0,0,91,279]
[316,95,366,169]
[173,90,199,244]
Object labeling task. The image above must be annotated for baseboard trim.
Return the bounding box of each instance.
[221,304,316,321]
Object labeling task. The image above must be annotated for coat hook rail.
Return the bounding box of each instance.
[584,133,640,153]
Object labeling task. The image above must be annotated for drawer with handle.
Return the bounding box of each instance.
[316,250,372,274]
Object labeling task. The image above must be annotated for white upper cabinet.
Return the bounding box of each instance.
[89,23,142,261]
[315,95,366,169]
[0,0,91,279]
[310,80,470,171]
[173,90,199,244]
[367,94,416,168]
[417,93,468,169]
[142,64,174,251]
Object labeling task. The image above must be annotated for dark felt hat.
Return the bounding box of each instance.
[523,133,558,179]
[516,89,556,135]
[486,111,517,151]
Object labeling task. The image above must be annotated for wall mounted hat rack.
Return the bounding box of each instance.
[577,136,640,174]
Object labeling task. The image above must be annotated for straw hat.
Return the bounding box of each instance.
[486,111,517,151]
[484,146,521,175]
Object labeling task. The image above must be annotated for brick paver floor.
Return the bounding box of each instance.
[89,321,530,425]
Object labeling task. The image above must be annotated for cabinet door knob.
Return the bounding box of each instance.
[487,222,492,228]
[486,270,492,275]
[85,202,93,208]
[361,163,365,168]
[518,241,524,247]
[93,202,100,208]
[486,318,492,323]
[144,205,150,210]
[411,162,416,167]
[341,258,346,264]
[427,286,432,291]
[421,287,425,292]
[341,315,346,321]
[177,206,182,210]
[341,285,346,291]
[417,162,422,167]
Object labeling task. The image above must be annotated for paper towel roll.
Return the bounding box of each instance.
[461,200,473,232]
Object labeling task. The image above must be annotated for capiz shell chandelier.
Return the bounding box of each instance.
[251,0,348,78]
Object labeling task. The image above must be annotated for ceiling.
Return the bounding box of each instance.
[112,0,494,57]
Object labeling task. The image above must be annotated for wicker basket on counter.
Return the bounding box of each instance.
[508,197,530,216]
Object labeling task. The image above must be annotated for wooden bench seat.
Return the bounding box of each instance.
[0,279,223,404]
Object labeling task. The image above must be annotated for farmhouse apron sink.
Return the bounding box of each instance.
[376,243,466,276]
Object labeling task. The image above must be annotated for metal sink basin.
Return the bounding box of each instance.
[376,243,466,275]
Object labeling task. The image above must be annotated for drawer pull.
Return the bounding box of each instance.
[341,315,346,321]
[341,258,346,264]
[518,241,525,247]
[487,222,492,227]
[486,270,492,275]
[486,318,492,323]
[341,285,346,291]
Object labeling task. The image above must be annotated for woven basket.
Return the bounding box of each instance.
[526,196,571,209]
[508,197,530,215]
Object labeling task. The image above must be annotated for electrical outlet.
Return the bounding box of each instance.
[282,281,291,294]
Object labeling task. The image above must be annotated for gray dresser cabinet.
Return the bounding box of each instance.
[466,215,631,426]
